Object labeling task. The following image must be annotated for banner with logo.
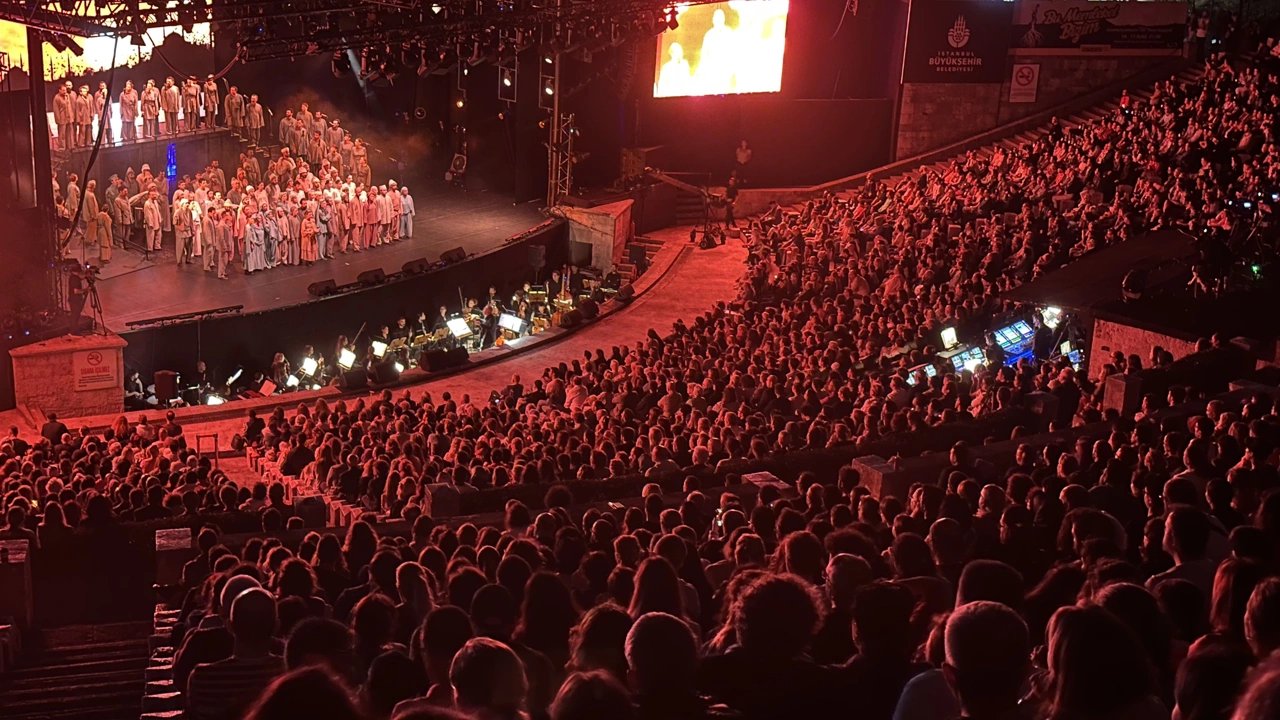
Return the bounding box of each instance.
[1011,0,1187,55]
[1009,63,1040,103]
[902,0,1014,84]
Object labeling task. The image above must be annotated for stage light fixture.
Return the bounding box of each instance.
[542,77,555,96]
[431,3,443,13]
[543,53,554,65]
[337,348,357,369]
[456,98,465,108]
[666,12,679,30]
[371,340,388,358]
[503,75,512,87]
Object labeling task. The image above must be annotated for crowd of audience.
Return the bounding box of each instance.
[3,45,1280,720]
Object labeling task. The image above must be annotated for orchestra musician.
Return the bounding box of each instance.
[270,352,291,388]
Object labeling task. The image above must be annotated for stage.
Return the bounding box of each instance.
[88,181,546,328]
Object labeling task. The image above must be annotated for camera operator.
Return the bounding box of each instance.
[67,264,90,323]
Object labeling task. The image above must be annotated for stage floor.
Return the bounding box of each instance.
[87,184,545,329]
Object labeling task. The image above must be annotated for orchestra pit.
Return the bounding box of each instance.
[1,2,1280,720]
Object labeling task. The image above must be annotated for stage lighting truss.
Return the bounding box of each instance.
[1,1,735,63]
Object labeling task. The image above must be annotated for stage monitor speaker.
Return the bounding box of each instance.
[371,359,401,384]
[154,370,178,403]
[357,268,386,286]
[528,244,546,270]
[307,279,338,297]
[441,247,467,264]
[421,346,469,372]
[339,368,369,390]
[617,284,635,302]
[578,298,599,320]
[402,258,432,275]
[560,309,583,328]
[628,243,648,265]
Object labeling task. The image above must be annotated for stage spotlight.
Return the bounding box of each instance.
[205,394,226,406]
[456,98,465,108]
[503,75,512,87]
[431,3,443,13]
[667,12,679,30]
[337,347,357,370]
[371,339,388,359]
[542,78,555,96]
[331,51,351,77]
[543,53,554,65]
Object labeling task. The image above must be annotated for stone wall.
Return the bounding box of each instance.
[996,54,1174,125]
[1089,317,1197,381]
[896,82,1004,160]
[9,333,127,419]
[896,53,1179,159]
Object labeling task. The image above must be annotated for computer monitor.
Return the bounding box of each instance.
[940,326,959,350]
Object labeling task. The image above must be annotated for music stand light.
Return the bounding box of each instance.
[338,348,357,370]
[300,357,319,376]
[371,340,388,358]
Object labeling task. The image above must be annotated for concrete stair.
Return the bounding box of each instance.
[615,234,667,282]
[0,623,150,720]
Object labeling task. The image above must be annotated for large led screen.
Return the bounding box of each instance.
[0,18,210,81]
[653,1,789,98]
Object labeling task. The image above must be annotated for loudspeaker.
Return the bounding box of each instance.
[421,346,469,372]
[307,279,338,297]
[420,349,449,372]
[528,244,546,270]
[339,368,369,390]
[578,298,599,320]
[357,268,386,286]
[371,359,401,384]
[617,284,635,302]
[154,370,178,403]
[402,258,432,275]
[560,309,583,328]
[441,247,467,264]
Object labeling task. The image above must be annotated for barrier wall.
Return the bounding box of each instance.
[121,220,569,377]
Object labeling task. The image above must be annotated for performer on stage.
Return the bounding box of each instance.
[73,85,92,148]
[183,77,201,132]
[119,80,139,142]
[203,76,219,128]
[140,80,160,139]
[245,94,264,144]
[161,77,181,135]
[93,81,113,146]
[400,186,415,239]
[53,82,74,150]
[225,86,245,131]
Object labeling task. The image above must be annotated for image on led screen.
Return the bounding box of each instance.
[653,0,789,98]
